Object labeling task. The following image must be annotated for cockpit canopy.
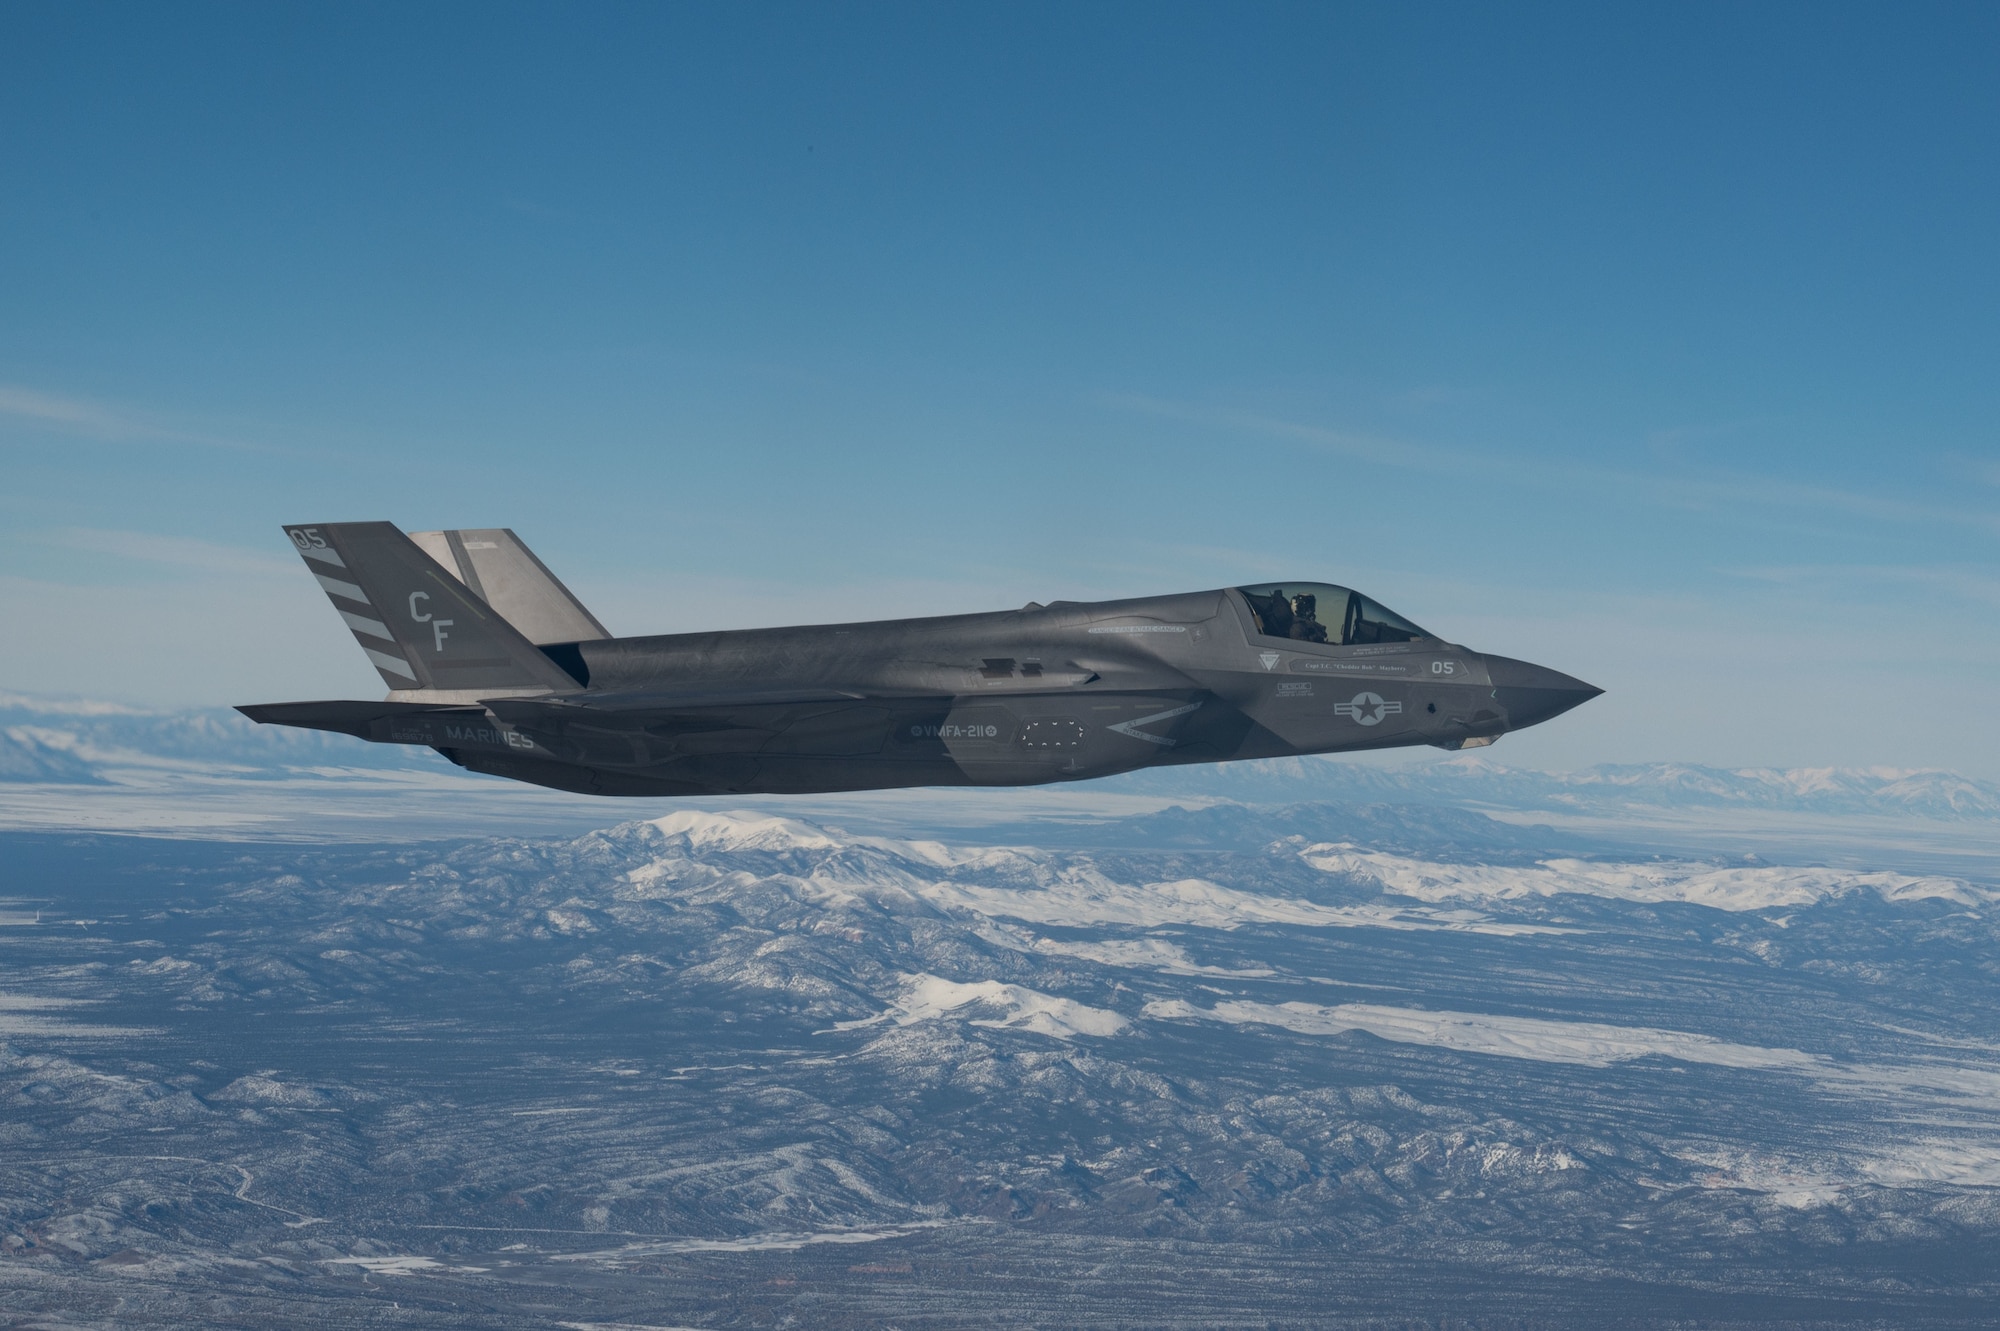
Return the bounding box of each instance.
[1236,583,1434,646]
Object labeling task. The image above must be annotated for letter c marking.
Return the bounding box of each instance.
[409,591,431,622]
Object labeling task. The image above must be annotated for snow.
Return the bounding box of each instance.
[1302,845,1991,911]
[1030,935,1275,977]
[843,973,1129,1040]
[621,828,1571,937]
[1856,1139,2000,1188]
[1147,998,2000,1133]
[917,872,1567,937]
[325,1255,486,1275]
[0,993,154,1038]
[1675,1137,2000,1198]
[1148,998,1825,1072]
[552,1225,940,1260]
[645,809,841,853]
[212,1073,333,1106]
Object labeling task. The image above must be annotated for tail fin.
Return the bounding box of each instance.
[407,528,609,645]
[283,522,581,696]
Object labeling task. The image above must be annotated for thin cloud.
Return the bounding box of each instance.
[39,528,297,577]
[1721,563,2000,608]
[1102,393,2000,537]
[0,385,146,436]
[1098,393,1475,473]
[1648,469,2000,535]
[0,691,155,716]
[0,384,260,450]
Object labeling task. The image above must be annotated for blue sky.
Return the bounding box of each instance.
[2,3,1996,774]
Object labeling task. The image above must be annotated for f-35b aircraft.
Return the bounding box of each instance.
[241,522,1601,797]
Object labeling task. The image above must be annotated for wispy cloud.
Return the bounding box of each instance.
[1098,393,1476,473]
[1721,563,2000,608]
[1102,393,2000,536]
[0,385,146,436]
[0,384,260,450]
[39,528,296,577]
[1656,469,1999,534]
[0,691,156,716]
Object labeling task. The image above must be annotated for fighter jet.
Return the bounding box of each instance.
[240,522,1601,797]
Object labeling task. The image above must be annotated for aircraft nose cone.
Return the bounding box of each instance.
[1481,655,1604,730]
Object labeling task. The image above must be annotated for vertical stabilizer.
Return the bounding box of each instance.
[284,522,581,696]
[408,528,610,645]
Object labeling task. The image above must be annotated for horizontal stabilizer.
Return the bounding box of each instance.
[488,687,869,716]
[237,699,482,741]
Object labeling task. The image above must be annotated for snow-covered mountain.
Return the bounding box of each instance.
[0,692,420,778]
[2,805,1996,1325]
[1110,751,2000,821]
[6,692,1998,830]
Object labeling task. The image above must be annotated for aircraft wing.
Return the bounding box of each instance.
[480,690,924,747]
[236,699,485,740]
[238,690,897,750]
[480,688,875,720]
[478,688,945,766]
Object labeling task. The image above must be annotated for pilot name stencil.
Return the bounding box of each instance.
[1291,659,1408,675]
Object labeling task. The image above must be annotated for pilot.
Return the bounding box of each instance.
[1290,592,1328,643]
[1259,589,1295,638]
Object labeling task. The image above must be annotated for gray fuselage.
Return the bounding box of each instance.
[372,586,1599,798]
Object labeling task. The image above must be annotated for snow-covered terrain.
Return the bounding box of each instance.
[1108,748,2000,822]
[8,692,2000,861]
[2,794,1999,1326]
[1301,843,1993,910]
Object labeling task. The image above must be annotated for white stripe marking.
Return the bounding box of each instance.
[363,647,418,681]
[314,572,370,604]
[1107,702,1203,747]
[338,609,394,642]
[298,544,346,568]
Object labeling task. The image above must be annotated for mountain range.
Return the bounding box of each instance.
[8,691,2000,823]
[1,795,1996,1326]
